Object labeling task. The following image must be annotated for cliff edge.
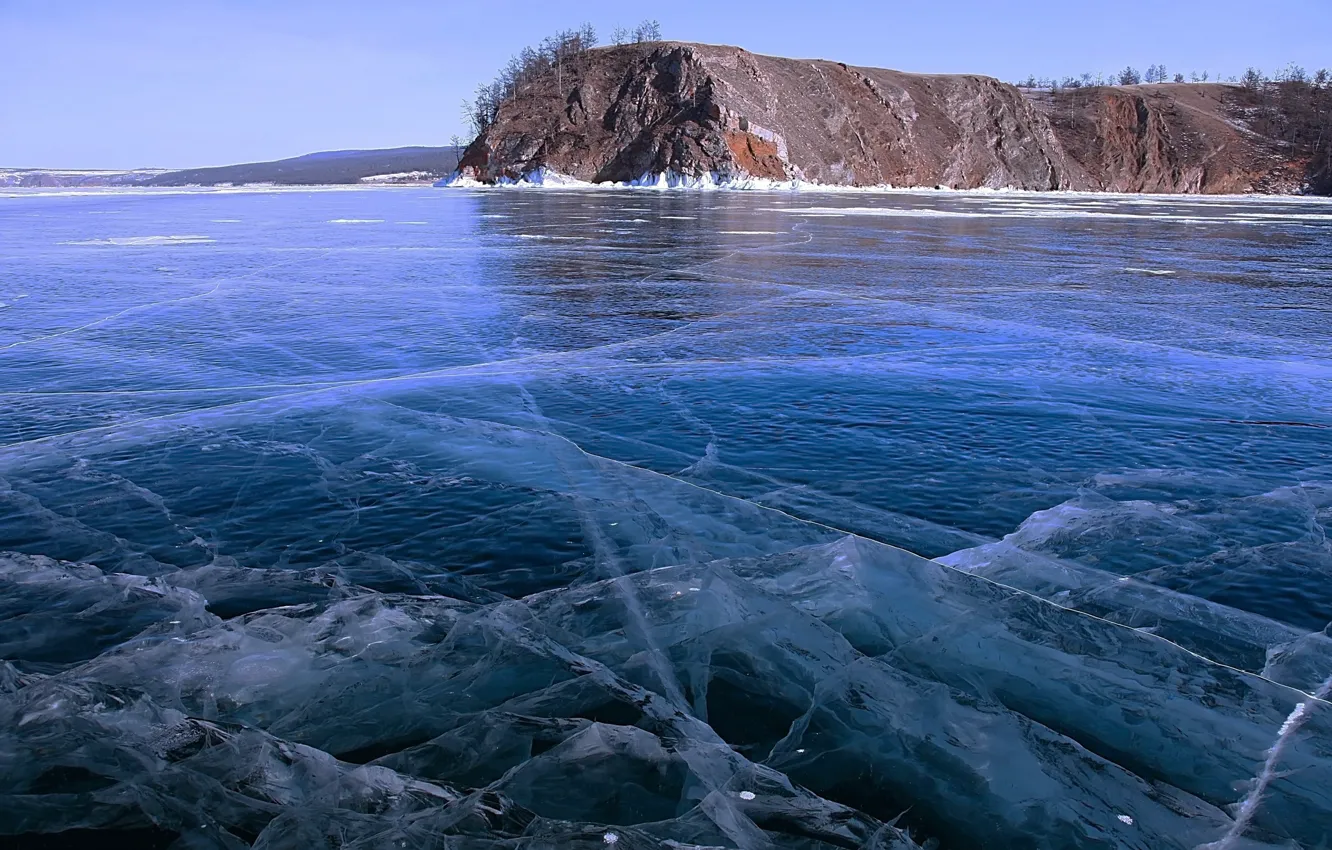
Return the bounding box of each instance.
[455,42,1327,194]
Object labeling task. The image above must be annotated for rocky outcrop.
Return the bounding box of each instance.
[1025,84,1309,193]
[455,42,1324,194]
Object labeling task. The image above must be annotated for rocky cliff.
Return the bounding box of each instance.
[454,42,1326,194]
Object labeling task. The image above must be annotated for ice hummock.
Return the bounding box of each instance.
[436,167,816,191]
[3,530,1329,849]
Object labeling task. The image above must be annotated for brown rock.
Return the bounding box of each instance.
[455,42,1323,194]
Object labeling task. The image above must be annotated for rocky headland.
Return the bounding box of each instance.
[453,42,1331,194]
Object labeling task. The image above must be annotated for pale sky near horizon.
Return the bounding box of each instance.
[2,0,1327,170]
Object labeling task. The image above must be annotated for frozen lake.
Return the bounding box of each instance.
[2,186,1331,849]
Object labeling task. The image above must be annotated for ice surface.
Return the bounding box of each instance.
[2,188,1331,848]
[3,537,1328,848]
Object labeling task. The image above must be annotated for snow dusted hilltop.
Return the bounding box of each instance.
[452,41,1329,193]
[0,168,168,188]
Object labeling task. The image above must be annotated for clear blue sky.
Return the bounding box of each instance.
[2,0,1327,169]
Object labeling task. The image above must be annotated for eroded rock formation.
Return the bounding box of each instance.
[455,42,1324,193]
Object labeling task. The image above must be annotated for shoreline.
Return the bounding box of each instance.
[5,179,1332,202]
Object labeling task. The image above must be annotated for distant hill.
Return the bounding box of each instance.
[2,148,464,189]
[0,169,168,188]
[147,147,462,186]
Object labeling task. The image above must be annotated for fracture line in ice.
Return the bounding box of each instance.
[0,283,822,454]
[612,241,1329,372]
[440,417,1332,709]
[466,594,769,848]
[0,380,354,397]
[338,399,1332,707]
[0,481,175,571]
[3,312,1326,470]
[783,284,1332,376]
[7,352,1331,723]
[0,252,322,352]
[15,213,1327,700]
[513,380,692,712]
[513,378,988,552]
[1200,672,1332,850]
[0,280,227,351]
[2,222,817,412]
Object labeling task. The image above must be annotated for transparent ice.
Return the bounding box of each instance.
[1,188,1331,849]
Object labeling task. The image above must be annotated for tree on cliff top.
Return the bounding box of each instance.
[633,20,662,42]
[462,21,668,142]
[462,24,600,139]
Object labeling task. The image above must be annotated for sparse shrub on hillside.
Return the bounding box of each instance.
[1235,65,1332,189]
[1017,62,1327,94]
[461,20,671,140]
[462,24,601,139]
[1276,63,1308,84]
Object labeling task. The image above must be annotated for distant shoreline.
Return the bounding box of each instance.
[0,146,462,190]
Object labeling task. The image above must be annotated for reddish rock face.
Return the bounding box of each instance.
[456,42,1322,193]
[723,131,786,180]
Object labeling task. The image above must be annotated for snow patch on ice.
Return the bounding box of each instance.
[64,235,215,246]
[769,204,1332,224]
